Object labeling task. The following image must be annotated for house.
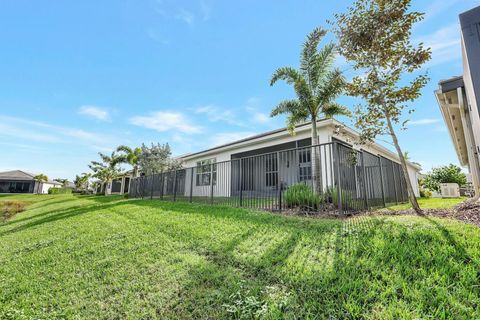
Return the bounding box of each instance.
[435,5,480,198]
[0,170,63,194]
[176,119,421,205]
[96,171,133,195]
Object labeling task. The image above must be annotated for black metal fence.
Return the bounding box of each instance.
[129,142,408,213]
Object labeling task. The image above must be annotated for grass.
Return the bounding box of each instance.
[386,197,467,211]
[0,194,479,319]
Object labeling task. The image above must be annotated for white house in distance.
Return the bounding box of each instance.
[176,118,421,203]
[435,5,480,198]
[0,170,63,194]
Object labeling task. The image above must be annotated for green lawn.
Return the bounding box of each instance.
[386,197,466,211]
[1,194,479,319]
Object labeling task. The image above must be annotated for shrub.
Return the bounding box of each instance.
[423,164,467,192]
[284,183,323,210]
[1,201,28,221]
[420,189,432,198]
[48,188,72,194]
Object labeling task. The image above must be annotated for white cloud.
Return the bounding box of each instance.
[210,131,257,147]
[79,105,110,121]
[415,23,461,67]
[409,118,441,125]
[194,105,241,125]
[0,123,59,143]
[245,97,273,125]
[0,114,111,145]
[176,9,195,25]
[200,0,212,21]
[129,111,203,134]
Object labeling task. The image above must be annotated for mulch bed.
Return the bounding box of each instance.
[268,201,480,227]
[375,201,480,227]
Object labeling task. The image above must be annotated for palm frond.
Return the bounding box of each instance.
[323,102,351,119]
[270,100,302,117]
[270,67,301,86]
[313,43,337,90]
[301,27,327,74]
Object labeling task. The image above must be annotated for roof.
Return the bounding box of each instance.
[435,84,469,166]
[179,119,422,170]
[179,119,330,160]
[0,170,62,185]
[0,170,37,181]
[438,76,464,93]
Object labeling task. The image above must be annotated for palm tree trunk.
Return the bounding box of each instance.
[311,119,322,193]
[385,115,423,214]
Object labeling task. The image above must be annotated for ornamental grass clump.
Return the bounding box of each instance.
[284,183,323,210]
[1,201,28,221]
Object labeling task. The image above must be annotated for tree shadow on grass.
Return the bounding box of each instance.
[122,199,341,234]
[0,202,122,237]
[421,216,473,264]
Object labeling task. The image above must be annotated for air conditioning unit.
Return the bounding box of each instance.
[440,183,460,198]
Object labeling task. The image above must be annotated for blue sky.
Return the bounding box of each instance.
[0,0,479,180]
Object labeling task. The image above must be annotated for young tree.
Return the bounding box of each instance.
[423,164,467,192]
[137,143,181,175]
[54,178,69,187]
[116,145,142,178]
[332,0,431,214]
[33,174,48,194]
[89,152,124,195]
[270,27,349,191]
[74,173,91,192]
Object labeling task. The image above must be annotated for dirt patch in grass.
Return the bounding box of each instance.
[1,201,29,221]
[374,200,480,227]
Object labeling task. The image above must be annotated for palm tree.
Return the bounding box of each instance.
[74,173,91,192]
[270,28,349,192]
[116,145,142,178]
[89,152,124,195]
[270,27,349,142]
[33,174,48,194]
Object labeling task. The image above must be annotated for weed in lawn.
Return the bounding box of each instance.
[1,201,28,221]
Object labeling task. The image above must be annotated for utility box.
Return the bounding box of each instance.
[440,183,460,198]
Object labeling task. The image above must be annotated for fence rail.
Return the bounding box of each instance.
[129,142,408,213]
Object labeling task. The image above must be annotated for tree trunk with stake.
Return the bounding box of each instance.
[385,114,422,214]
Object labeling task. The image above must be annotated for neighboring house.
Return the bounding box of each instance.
[0,170,63,194]
[96,171,133,195]
[435,5,480,198]
[176,119,421,200]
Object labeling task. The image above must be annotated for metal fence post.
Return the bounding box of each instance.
[278,182,282,211]
[378,156,386,207]
[210,163,214,204]
[150,172,155,200]
[160,172,165,200]
[392,164,398,204]
[141,176,145,199]
[239,159,243,207]
[189,167,194,203]
[361,151,369,210]
[173,170,177,201]
[333,142,343,212]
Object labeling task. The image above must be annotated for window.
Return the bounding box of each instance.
[298,149,312,181]
[265,153,278,187]
[196,158,217,186]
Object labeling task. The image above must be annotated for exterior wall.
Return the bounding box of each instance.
[181,125,333,198]
[40,183,61,194]
[179,121,421,198]
[460,7,480,195]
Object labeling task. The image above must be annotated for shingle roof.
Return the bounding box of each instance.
[0,170,62,185]
[0,170,36,181]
